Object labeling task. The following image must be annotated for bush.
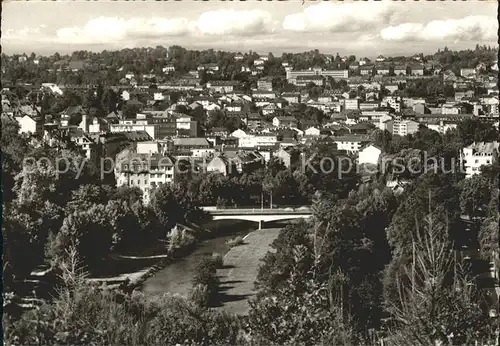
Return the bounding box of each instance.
[166,225,195,254]
[192,258,219,306]
[226,236,244,248]
[211,252,224,269]
[189,283,209,307]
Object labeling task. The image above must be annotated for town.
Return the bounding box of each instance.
[2,44,499,345]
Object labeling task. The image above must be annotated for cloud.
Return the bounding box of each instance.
[380,15,498,42]
[282,2,396,33]
[56,17,191,44]
[53,9,275,45]
[194,9,276,36]
[3,27,45,41]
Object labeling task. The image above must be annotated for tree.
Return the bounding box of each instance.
[384,173,461,304]
[51,204,114,271]
[65,184,109,214]
[250,244,358,346]
[385,211,497,346]
[1,117,29,203]
[458,175,491,218]
[110,186,143,206]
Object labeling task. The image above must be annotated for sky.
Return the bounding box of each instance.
[2,0,498,57]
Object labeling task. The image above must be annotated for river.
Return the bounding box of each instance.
[141,220,255,297]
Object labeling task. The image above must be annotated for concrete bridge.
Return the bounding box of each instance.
[201,206,313,229]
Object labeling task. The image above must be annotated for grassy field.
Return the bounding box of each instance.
[215,227,281,315]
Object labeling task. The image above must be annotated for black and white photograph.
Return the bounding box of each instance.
[2,0,499,344]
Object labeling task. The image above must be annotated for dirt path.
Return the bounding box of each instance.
[215,228,281,316]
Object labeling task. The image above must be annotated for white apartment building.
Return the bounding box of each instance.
[110,113,176,139]
[15,115,39,134]
[332,135,371,153]
[461,141,499,178]
[115,148,176,203]
[176,115,198,137]
[238,134,278,148]
[388,120,419,136]
[426,121,458,134]
[358,144,382,165]
[344,98,360,110]
[286,67,349,81]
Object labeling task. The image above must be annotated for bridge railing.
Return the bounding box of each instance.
[202,205,311,210]
[207,208,312,215]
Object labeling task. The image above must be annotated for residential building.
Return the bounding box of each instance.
[257,77,273,91]
[67,128,98,162]
[238,133,278,148]
[110,113,176,139]
[206,155,235,176]
[455,89,475,101]
[359,101,380,110]
[206,80,239,93]
[172,137,211,155]
[344,98,360,110]
[394,65,407,75]
[409,64,424,76]
[358,144,382,165]
[426,120,458,134]
[163,64,176,73]
[114,148,175,203]
[281,92,301,104]
[176,115,198,137]
[15,114,41,135]
[294,75,324,87]
[461,141,499,178]
[385,83,399,94]
[390,119,419,136]
[286,67,349,83]
[88,117,109,134]
[197,63,219,73]
[252,90,277,99]
[273,116,298,128]
[460,68,476,78]
[360,65,374,76]
[332,135,371,153]
[274,147,299,168]
[375,66,391,75]
[304,126,321,136]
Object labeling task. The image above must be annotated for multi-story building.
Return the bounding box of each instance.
[114,146,175,203]
[461,141,499,178]
[393,65,407,75]
[176,115,198,137]
[110,113,176,139]
[375,66,391,75]
[295,75,324,86]
[281,92,301,104]
[332,135,371,153]
[360,65,374,76]
[206,81,239,93]
[426,120,458,134]
[257,77,273,91]
[286,67,349,84]
[409,64,424,76]
[389,119,419,136]
[344,98,360,110]
[460,68,476,78]
[238,133,278,148]
[162,64,176,73]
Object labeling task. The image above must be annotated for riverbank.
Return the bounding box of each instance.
[214,227,282,315]
[141,221,254,296]
[86,220,252,291]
